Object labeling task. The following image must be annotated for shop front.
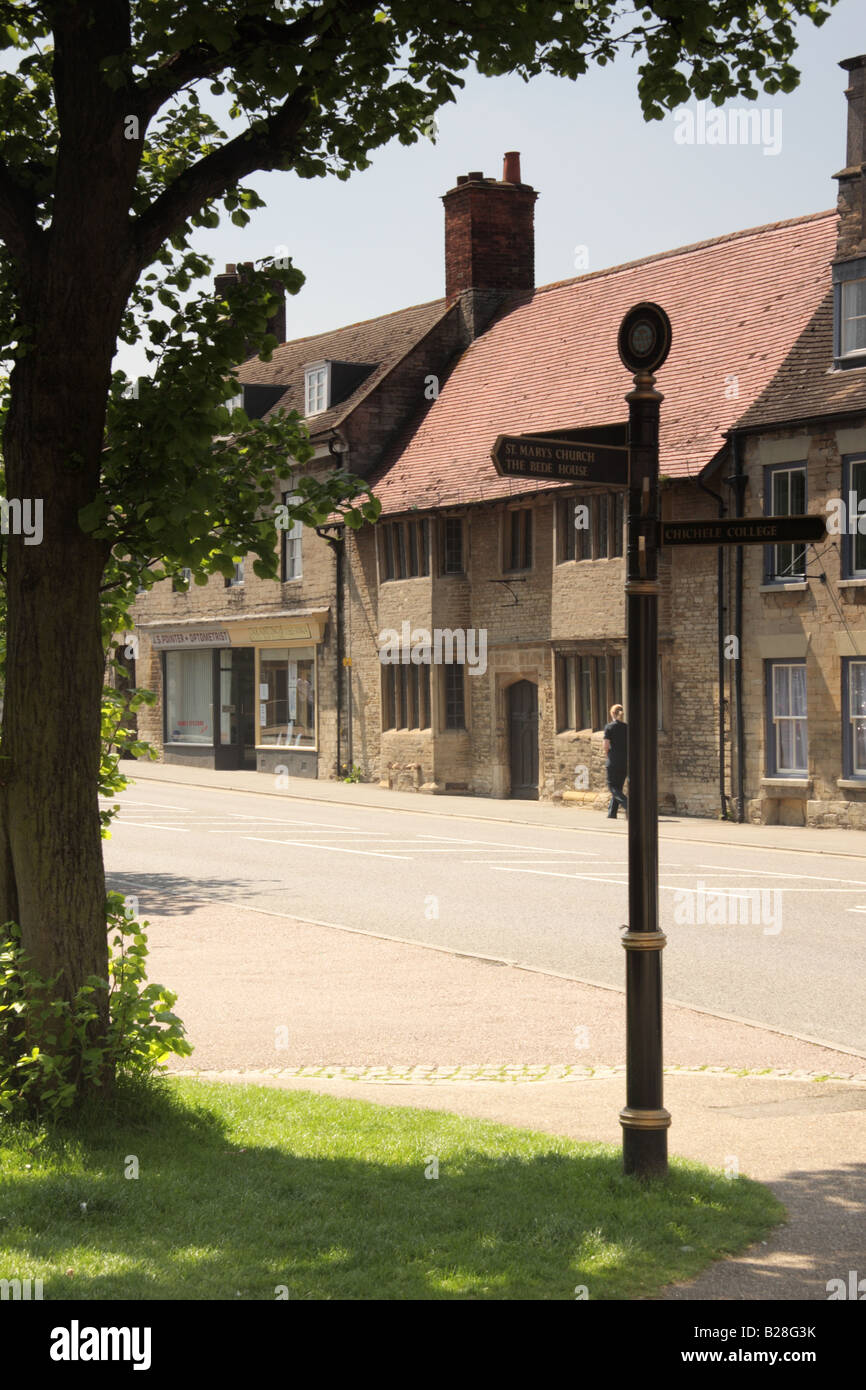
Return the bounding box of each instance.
[143,611,328,775]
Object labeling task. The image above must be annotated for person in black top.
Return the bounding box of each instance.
[603,704,628,820]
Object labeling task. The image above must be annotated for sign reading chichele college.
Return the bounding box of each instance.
[661,515,826,547]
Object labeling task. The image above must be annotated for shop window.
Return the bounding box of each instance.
[165,649,214,744]
[258,647,316,747]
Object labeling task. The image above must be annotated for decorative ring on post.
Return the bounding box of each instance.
[624,579,660,595]
[619,1107,672,1131]
[620,930,667,951]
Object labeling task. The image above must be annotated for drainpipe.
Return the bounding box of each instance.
[319,431,351,779]
[697,471,729,821]
[317,528,345,780]
[725,431,748,822]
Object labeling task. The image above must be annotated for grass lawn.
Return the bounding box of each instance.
[0,1077,785,1300]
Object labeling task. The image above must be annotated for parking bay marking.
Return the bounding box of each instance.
[244,836,411,861]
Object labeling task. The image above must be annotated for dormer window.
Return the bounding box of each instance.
[833,261,866,367]
[842,277,866,356]
[304,361,330,415]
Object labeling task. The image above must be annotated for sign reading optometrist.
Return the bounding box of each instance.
[661,515,826,547]
[490,434,627,486]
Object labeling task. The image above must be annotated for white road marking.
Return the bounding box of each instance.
[115,821,192,832]
[99,799,193,812]
[244,836,410,860]
[699,862,866,887]
[419,834,599,854]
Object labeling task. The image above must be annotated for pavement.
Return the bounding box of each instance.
[125,757,866,1300]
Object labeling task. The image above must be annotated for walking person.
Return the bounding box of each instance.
[603,704,628,820]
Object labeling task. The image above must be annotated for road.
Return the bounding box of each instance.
[101,779,866,1054]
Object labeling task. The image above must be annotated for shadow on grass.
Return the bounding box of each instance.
[0,1080,784,1301]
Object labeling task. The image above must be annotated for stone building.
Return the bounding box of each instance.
[130,56,866,826]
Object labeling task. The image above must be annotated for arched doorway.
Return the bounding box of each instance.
[508,680,539,800]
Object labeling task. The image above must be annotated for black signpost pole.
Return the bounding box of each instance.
[618,304,672,1179]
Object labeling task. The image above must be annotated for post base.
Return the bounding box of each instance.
[620,1108,671,1177]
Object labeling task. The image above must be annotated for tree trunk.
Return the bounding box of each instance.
[0,267,128,1087]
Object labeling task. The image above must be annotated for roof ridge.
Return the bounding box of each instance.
[266,294,451,356]
[533,208,837,297]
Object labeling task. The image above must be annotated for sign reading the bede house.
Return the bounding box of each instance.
[490,434,627,486]
[151,629,231,649]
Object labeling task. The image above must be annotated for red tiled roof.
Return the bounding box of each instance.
[734,289,866,432]
[368,211,839,514]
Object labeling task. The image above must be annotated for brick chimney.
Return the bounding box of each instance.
[443,153,537,296]
[834,55,866,263]
[442,153,537,338]
[214,261,287,349]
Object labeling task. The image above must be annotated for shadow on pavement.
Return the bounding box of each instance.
[105,870,281,918]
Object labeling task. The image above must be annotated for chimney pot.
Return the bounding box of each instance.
[467,171,484,181]
[502,152,521,183]
[456,175,469,185]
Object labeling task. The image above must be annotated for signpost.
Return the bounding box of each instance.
[618,302,672,1181]
[614,304,825,1181]
[490,314,826,1184]
[490,433,627,486]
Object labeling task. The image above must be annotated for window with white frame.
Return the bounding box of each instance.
[845,659,866,778]
[304,363,329,416]
[282,491,303,580]
[842,277,866,358]
[764,464,806,581]
[844,457,866,577]
[225,559,244,587]
[767,660,807,775]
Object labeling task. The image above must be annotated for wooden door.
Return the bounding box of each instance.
[508,680,539,800]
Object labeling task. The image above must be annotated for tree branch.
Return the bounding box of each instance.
[135,2,374,122]
[132,84,314,266]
